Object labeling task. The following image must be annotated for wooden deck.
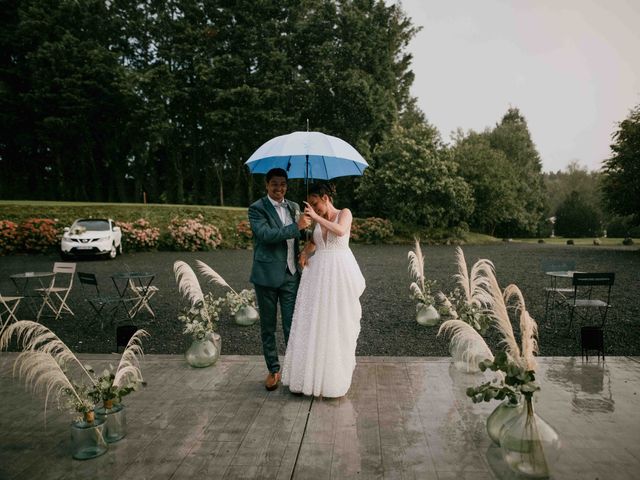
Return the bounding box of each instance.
[1,354,639,480]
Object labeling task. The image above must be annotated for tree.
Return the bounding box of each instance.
[601,104,640,222]
[544,161,603,217]
[451,132,520,235]
[555,190,602,237]
[488,108,547,236]
[357,119,473,229]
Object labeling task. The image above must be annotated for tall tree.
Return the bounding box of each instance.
[357,117,473,229]
[601,104,640,222]
[451,131,519,235]
[488,108,546,236]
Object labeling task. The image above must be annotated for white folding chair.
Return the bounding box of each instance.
[1,294,23,332]
[128,282,158,318]
[35,262,76,320]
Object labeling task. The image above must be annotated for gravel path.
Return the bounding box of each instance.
[1,244,638,357]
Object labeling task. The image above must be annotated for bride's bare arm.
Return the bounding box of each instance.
[303,203,352,237]
[299,238,316,268]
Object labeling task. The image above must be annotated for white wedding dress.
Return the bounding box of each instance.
[282,211,366,397]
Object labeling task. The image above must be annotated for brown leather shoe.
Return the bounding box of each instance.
[265,372,281,391]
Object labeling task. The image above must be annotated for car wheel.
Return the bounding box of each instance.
[109,243,117,259]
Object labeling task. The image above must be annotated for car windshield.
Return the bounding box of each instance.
[73,219,110,231]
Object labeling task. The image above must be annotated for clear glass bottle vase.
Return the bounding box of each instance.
[70,415,108,460]
[234,305,259,326]
[486,398,523,445]
[95,403,126,443]
[499,396,560,479]
[185,332,221,367]
[416,303,440,326]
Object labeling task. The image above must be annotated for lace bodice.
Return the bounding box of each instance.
[313,211,350,250]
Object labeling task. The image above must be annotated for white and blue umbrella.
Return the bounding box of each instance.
[245,131,369,181]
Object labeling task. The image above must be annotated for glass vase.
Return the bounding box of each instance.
[95,403,126,443]
[70,417,108,460]
[185,332,221,367]
[416,303,440,326]
[448,342,481,373]
[486,398,523,446]
[499,397,561,479]
[234,305,259,326]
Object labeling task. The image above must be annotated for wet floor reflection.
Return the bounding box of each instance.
[544,358,614,413]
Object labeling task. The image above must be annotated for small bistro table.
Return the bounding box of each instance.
[10,271,55,320]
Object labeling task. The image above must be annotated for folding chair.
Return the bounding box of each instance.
[566,272,615,333]
[128,283,159,318]
[35,262,76,320]
[77,272,123,329]
[541,259,577,323]
[1,294,23,333]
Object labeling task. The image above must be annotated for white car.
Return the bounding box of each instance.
[61,218,123,260]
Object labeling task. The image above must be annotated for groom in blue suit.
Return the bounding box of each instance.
[249,168,311,391]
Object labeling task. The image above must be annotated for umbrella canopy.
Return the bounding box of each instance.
[245,131,368,180]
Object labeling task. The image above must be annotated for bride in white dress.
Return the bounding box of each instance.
[282,182,366,398]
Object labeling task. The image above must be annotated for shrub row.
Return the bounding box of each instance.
[0,215,393,255]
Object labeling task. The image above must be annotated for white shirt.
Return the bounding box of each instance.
[269,196,296,275]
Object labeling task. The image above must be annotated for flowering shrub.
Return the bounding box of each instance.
[350,217,394,244]
[0,220,19,254]
[235,220,253,247]
[117,218,160,251]
[167,214,223,251]
[18,218,62,253]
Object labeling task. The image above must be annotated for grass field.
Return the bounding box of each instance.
[1,200,636,246]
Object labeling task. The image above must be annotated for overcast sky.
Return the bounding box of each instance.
[397,0,640,172]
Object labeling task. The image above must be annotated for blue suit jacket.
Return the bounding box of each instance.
[248,196,302,287]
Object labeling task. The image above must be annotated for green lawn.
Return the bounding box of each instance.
[1,200,636,247]
[512,237,635,246]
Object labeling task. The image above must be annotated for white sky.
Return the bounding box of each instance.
[397,0,640,172]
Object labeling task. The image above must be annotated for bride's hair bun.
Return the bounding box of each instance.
[309,181,337,200]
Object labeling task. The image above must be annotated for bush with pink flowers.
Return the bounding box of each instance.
[0,220,20,254]
[18,218,62,253]
[234,220,253,248]
[116,218,160,251]
[167,214,223,251]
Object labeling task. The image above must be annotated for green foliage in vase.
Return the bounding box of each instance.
[174,260,227,339]
[466,276,542,405]
[225,289,257,316]
[438,247,494,335]
[196,260,257,316]
[89,329,148,403]
[0,321,97,422]
[466,351,540,405]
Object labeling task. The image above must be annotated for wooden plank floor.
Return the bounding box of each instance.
[1,354,639,480]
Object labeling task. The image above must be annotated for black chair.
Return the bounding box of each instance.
[581,326,605,362]
[541,259,577,323]
[567,272,615,333]
[116,325,138,352]
[76,272,123,329]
